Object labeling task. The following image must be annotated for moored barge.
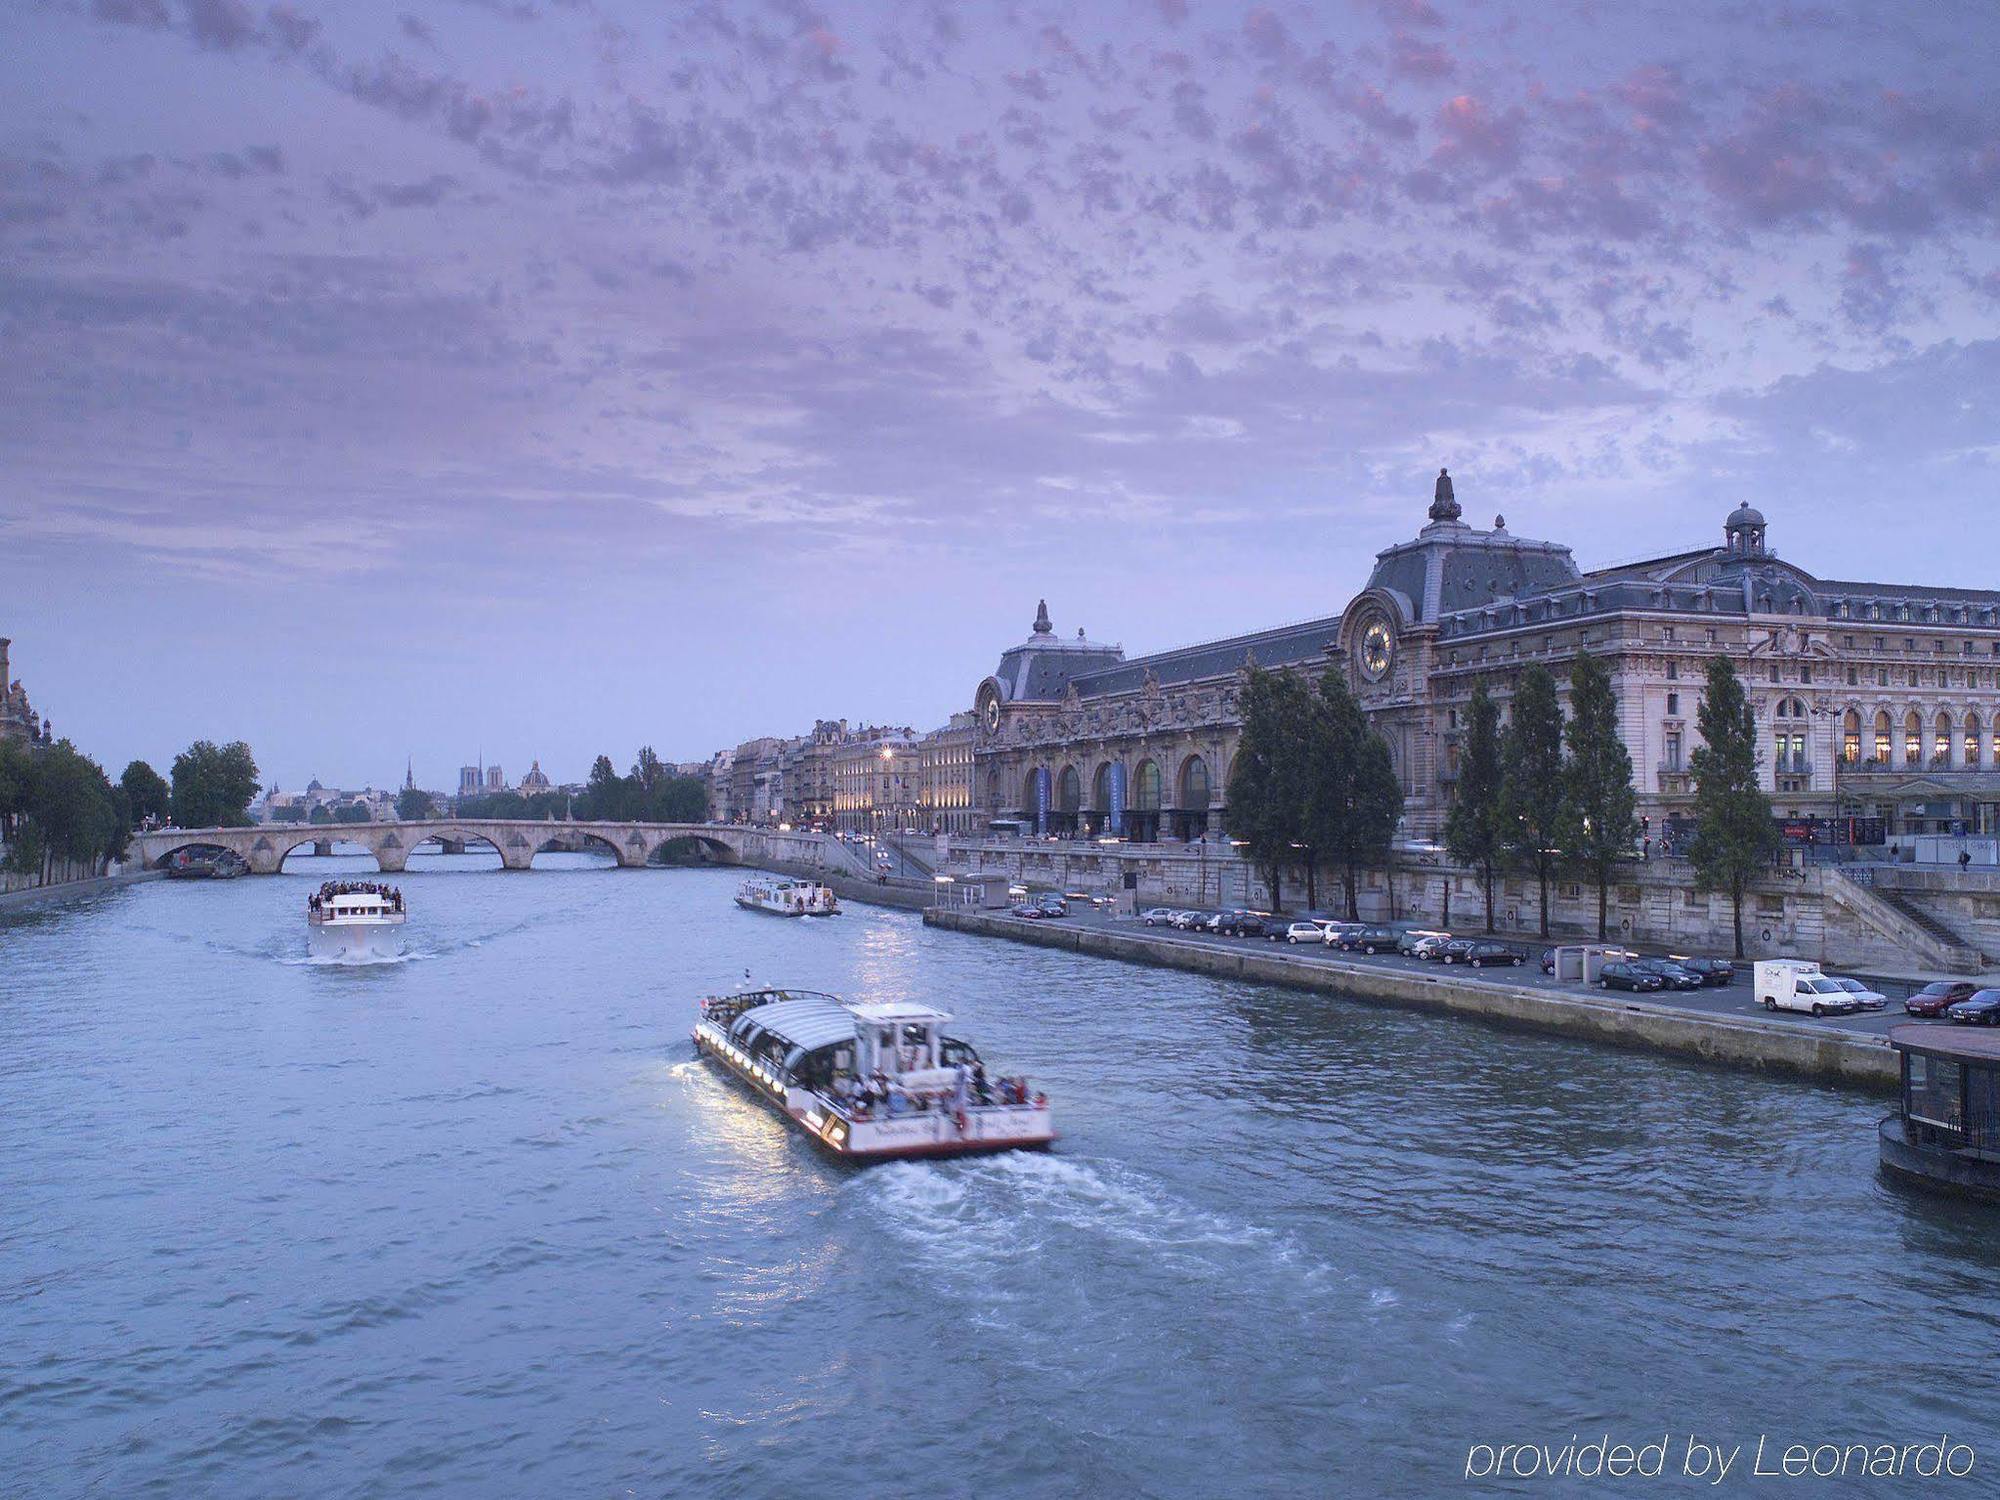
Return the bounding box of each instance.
[692,985,1053,1161]
[734,875,839,916]
[1880,1023,2000,1202]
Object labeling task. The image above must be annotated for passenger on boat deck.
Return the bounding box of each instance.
[951,1063,971,1118]
[972,1062,990,1105]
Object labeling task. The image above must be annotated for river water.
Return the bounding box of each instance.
[3,854,1997,1498]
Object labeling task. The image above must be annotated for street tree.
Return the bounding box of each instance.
[1308,669,1404,920]
[1559,653,1639,940]
[120,760,172,827]
[1443,681,1505,933]
[170,740,260,828]
[1501,664,1566,936]
[396,786,437,820]
[1688,655,1778,958]
[1226,667,1312,910]
[576,755,626,821]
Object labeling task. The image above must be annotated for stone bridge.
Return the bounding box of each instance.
[128,820,869,877]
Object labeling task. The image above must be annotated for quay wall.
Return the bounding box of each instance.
[924,907,1899,1095]
[0,866,163,913]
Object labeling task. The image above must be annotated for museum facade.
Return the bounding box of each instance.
[970,475,2000,845]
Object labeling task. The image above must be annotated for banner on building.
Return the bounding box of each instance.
[1033,767,1051,837]
[1108,762,1126,837]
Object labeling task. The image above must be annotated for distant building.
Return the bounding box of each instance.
[916,713,978,835]
[832,724,916,832]
[520,760,551,792]
[0,638,44,747]
[459,765,482,798]
[485,764,505,791]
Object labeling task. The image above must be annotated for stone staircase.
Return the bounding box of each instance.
[1828,868,1984,972]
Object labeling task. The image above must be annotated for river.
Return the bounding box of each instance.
[2,854,1996,1497]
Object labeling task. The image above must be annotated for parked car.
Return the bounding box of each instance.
[1540,948,1559,975]
[1319,922,1365,946]
[1034,893,1068,916]
[1284,920,1330,944]
[1334,925,1399,955]
[1827,976,1887,1011]
[1398,929,1450,957]
[1437,938,1482,964]
[1009,903,1046,920]
[1599,961,1665,993]
[1460,940,1527,968]
[1410,934,1454,961]
[1906,980,1979,1018]
[1946,990,2000,1025]
[1170,910,1209,930]
[1226,913,1271,938]
[1627,958,1706,991]
[1141,907,1176,927]
[1669,956,1736,986]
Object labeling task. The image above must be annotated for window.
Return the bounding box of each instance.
[1769,663,1782,683]
[1706,628,1717,644]
[1667,661,1678,680]
[1905,711,1923,766]
[1666,693,1679,716]
[1801,663,1812,683]
[1665,731,1683,771]
[1969,715,1985,768]
[1909,667,1920,687]
[1847,667,1858,686]
[1874,711,1892,764]
[1877,667,1889,687]
[1842,711,1860,764]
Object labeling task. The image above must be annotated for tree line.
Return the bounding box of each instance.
[0,738,132,882]
[395,748,710,823]
[1444,654,1775,956]
[1226,666,1404,916]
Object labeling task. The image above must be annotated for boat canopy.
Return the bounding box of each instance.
[849,1000,954,1025]
[728,996,857,1054]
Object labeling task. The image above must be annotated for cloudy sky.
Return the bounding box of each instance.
[6,0,1997,790]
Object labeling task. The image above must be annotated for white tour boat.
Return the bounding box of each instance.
[734,875,839,917]
[305,880,407,961]
[692,984,1053,1161]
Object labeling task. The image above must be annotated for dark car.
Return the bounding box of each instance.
[1945,989,2000,1026]
[1334,925,1400,955]
[1599,961,1665,993]
[1627,958,1705,991]
[1226,912,1271,938]
[1034,894,1068,916]
[1906,981,1980,1018]
[1436,938,1482,965]
[1541,948,1559,975]
[1670,956,1736,987]
[1010,903,1046,920]
[1460,940,1526,969]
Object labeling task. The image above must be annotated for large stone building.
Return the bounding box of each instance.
[915,712,978,835]
[830,724,915,832]
[0,638,45,747]
[971,475,2000,844]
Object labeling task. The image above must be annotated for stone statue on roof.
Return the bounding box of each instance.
[1033,600,1053,635]
[1429,467,1461,524]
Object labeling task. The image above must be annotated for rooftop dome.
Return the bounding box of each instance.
[1725,503,1766,530]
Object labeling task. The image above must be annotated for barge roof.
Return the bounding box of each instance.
[1888,1023,2000,1061]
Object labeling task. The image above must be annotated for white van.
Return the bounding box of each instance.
[1754,959,1862,1017]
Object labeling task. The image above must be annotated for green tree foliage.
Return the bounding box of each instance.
[169,740,260,828]
[575,754,627,821]
[308,804,333,826]
[1688,656,1778,958]
[1307,669,1403,920]
[1226,668,1312,909]
[1559,653,1640,940]
[568,751,707,823]
[1443,682,1505,932]
[395,786,437,821]
[332,802,372,825]
[119,760,172,826]
[0,740,29,845]
[1501,664,1566,937]
[3,741,128,878]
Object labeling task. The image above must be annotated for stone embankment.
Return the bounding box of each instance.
[924,907,1899,1094]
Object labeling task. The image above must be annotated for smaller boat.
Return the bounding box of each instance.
[1880,1023,2000,1202]
[306,880,407,961]
[693,982,1053,1161]
[734,875,838,917]
[166,849,247,880]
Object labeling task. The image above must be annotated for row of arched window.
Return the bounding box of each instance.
[1839,708,1987,768]
[1027,755,1216,813]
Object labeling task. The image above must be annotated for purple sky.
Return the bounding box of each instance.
[7,0,1997,791]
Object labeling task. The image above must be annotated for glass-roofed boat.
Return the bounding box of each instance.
[692,984,1053,1161]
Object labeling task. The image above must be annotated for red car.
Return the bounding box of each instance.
[1905,981,1979,1018]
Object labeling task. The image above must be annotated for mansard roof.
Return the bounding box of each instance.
[1071,614,1344,697]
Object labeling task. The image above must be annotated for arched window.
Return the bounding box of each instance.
[1904,710,1923,766]
[1968,714,1985,768]
[1933,711,1954,767]
[1092,762,1114,810]
[1873,711,1892,764]
[1178,756,1211,812]
[1132,759,1162,811]
[1842,709,1860,764]
[1057,765,1081,813]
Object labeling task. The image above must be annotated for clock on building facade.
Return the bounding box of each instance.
[1358,617,1395,681]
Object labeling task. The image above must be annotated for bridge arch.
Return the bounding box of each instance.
[647,832,740,866]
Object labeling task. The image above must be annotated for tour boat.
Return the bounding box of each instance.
[305,880,407,961]
[692,983,1054,1161]
[734,875,839,917]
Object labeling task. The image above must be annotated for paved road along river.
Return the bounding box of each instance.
[3,853,1997,1497]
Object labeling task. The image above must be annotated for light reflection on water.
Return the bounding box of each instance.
[1,854,1997,1498]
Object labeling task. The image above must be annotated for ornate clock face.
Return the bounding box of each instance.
[1360,619,1394,681]
[981,691,1002,732]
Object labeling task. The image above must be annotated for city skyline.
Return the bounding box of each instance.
[8,0,1998,785]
